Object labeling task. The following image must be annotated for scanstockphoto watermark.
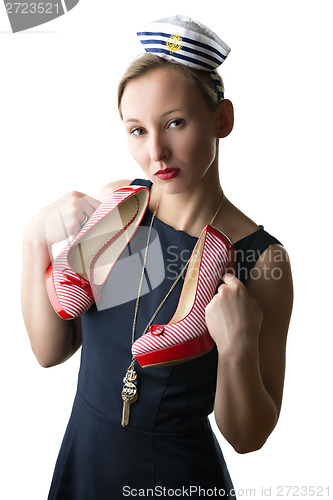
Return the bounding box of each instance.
[2,0,79,33]
[123,485,331,497]
[166,245,289,282]
[123,485,238,497]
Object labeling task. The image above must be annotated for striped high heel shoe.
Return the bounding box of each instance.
[46,185,150,320]
[131,225,235,368]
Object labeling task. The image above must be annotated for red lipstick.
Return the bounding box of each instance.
[154,168,180,180]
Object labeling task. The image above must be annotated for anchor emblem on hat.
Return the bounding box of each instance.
[166,32,183,54]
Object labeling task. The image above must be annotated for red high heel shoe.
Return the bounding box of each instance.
[131,225,235,368]
[46,185,150,319]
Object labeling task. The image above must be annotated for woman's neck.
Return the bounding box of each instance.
[150,163,224,238]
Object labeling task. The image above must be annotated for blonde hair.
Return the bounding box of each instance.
[117,53,224,119]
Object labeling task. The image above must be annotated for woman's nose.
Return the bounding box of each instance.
[149,133,170,162]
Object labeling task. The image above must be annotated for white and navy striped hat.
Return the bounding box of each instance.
[137,15,231,100]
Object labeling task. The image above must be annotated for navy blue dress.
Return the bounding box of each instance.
[48,179,281,499]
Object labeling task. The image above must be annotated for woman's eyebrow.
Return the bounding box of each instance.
[124,118,140,124]
[161,109,183,117]
[124,109,183,124]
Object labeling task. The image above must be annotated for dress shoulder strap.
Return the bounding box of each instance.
[234,226,283,284]
[130,178,152,189]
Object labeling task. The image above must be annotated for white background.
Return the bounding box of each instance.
[1,1,332,499]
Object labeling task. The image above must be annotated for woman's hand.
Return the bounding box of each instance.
[205,272,263,356]
[24,191,101,264]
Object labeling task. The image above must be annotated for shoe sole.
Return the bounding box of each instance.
[136,331,215,368]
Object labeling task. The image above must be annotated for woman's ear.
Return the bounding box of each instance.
[217,99,234,138]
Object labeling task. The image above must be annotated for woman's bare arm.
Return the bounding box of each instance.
[21,191,101,367]
[206,244,293,453]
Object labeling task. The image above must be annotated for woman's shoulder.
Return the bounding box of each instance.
[216,197,261,245]
[217,197,285,285]
[216,197,281,247]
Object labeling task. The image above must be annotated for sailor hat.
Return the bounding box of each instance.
[137,15,231,100]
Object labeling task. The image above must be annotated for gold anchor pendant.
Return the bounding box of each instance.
[121,367,138,427]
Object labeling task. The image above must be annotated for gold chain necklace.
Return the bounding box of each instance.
[121,192,224,427]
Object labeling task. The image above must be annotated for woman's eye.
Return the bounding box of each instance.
[130,127,145,136]
[168,119,184,129]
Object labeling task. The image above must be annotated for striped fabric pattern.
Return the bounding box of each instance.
[137,16,230,100]
[210,70,224,101]
[46,186,149,320]
[48,265,94,319]
[131,225,234,357]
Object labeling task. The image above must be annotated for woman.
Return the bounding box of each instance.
[22,15,293,499]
